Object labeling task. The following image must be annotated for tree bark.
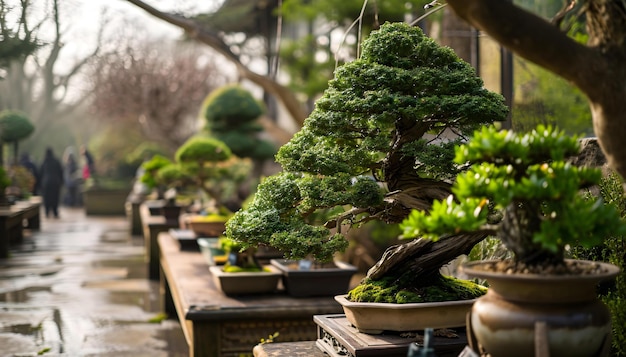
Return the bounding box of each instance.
[367,232,488,284]
[445,0,626,182]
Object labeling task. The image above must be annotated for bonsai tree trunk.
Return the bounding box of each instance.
[367,233,488,284]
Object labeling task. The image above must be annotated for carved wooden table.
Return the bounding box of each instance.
[158,232,344,357]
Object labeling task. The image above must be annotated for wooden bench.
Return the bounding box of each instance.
[0,199,41,258]
[158,232,344,357]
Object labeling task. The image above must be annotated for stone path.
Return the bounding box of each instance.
[0,207,188,357]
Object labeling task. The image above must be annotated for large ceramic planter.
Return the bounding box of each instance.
[461,259,619,357]
[335,294,475,334]
[270,259,357,297]
[209,265,281,296]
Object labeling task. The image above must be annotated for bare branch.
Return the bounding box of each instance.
[123,0,307,127]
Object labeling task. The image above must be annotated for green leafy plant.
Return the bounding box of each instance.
[140,154,173,190]
[402,125,626,270]
[141,136,252,213]
[0,110,34,164]
[226,22,508,299]
[569,173,626,356]
[173,136,251,214]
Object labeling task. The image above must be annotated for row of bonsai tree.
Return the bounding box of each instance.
[141,23,626,355]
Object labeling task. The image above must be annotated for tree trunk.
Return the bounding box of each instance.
[367,232,488,286]
[445,0,626,182]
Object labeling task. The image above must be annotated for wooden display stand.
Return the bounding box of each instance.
[0,199,41,258]
[139,202,179,280]
[158,232,344,357]
[314,314,468,357]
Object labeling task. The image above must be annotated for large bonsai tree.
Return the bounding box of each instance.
[226,23,508,296]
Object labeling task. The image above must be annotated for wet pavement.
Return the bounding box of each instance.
[0,207,188,357]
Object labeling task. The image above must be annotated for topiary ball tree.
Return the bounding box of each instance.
[226,22,508,299]
[0,110,35,165]
[201,84,276,161]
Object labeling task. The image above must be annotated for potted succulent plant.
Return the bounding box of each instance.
[225,22,508,321]
[402,125,625,356]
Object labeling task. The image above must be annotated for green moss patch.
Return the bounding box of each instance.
[347,274,487,303]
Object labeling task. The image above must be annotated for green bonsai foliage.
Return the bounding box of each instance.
[226,22,508,265]
[201,84,276,161]
[402,125,626,267]
[570,173,626,355]
[0,167,10,189]
[140,154,173,190]
[174,136,251,213]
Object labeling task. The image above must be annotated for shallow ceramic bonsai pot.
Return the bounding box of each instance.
[184,215,226,237]
[335,294,475,334]
[271,259,357,297]
[209,265,281,296]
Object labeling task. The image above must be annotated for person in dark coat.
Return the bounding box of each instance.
[39,147,63,218]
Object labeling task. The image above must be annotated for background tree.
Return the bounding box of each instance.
[445,0,626,182]
[226,23,508,295]
[89,40,228,154]
[0,0,102,161]
[0,0,40,77]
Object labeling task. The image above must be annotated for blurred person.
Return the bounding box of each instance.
[80,145,95,182]
[39,147,63,218]
[63,151,80,206]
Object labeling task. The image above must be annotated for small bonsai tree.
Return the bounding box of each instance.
[402,125,626,272]
[201,84,276,163]
[0,110,34,165]
[171,136,251,214]
[140,154,173,199]
[226,22,508,299]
